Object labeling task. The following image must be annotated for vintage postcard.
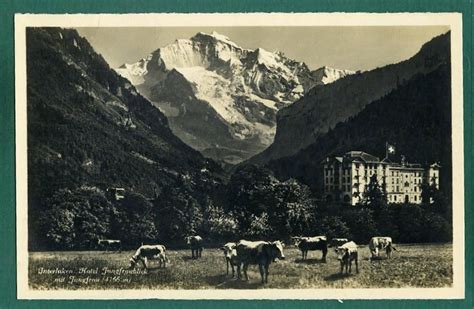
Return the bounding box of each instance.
[15,13,464,299]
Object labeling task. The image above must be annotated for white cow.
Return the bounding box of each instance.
[129,244,168,269]
[369,237,396,259]
[97,239,121,252]
[220,242,238,277]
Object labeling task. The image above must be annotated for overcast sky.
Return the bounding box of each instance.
[76,26,449,71]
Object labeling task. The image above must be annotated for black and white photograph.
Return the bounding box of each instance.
[15,13,464,299]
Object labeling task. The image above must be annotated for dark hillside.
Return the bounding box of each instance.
[27,28,225,249]
[267,64,451,196]
[250,32,450,164]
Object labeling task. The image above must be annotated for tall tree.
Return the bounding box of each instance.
[113,192,158,246]
[363,173,387,206]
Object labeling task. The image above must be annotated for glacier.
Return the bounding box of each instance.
[115,31,353,164]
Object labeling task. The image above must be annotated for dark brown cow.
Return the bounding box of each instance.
[185,235,203,259]
[329,238,349,248]
[235,240,285,284]
[295,236,328,262]
[336,241,359,274]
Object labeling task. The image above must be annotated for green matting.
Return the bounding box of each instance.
[0,0,472,308]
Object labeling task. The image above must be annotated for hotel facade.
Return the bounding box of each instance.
[321,151,440,205]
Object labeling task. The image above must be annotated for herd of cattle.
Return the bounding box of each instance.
[97,236,396,284]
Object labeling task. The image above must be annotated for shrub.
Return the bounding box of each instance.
[203,205,239,241]
[247,213,272,239]
[154,186,203,244]
[38,186,114,250]
[341,207,379,244]
[317,216,351,240]
[113,192,158,247]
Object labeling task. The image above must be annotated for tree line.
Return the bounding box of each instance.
[32,165,451,251]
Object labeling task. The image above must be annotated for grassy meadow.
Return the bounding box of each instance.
[29,243,452,290]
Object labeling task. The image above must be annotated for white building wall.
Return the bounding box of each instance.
[322,155,438,206]
[427,167,440,188]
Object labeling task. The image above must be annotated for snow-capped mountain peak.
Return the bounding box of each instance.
[312,66,355,85]
[115,32,352,163]
[193,31,242,49]
[255,47,280,67]
[116,55,152,85]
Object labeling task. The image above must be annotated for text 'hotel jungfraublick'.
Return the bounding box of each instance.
[322,150,440,205]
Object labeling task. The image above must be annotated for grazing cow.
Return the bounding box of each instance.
[185,235,203,259]
[369,236,397,259]
[329,238,349,248]
[290,236,306,246]
[295,236,328,262]
[235,240,285,284]
[290,236,313,247]
[129,244,168,269]
[97,239,121,252]
[220,242,238,277]
[336,241,359,274]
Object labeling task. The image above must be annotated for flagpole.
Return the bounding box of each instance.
[385,142,388,160]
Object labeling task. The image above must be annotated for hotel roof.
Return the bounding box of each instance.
[322,151,440,169]
[344,151,380,163]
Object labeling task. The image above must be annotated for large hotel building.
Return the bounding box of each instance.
[321,151,440,205]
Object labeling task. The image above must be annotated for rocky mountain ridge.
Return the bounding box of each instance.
[115,31,353,163]
[27,27,224,202]
[249,32,450,164]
